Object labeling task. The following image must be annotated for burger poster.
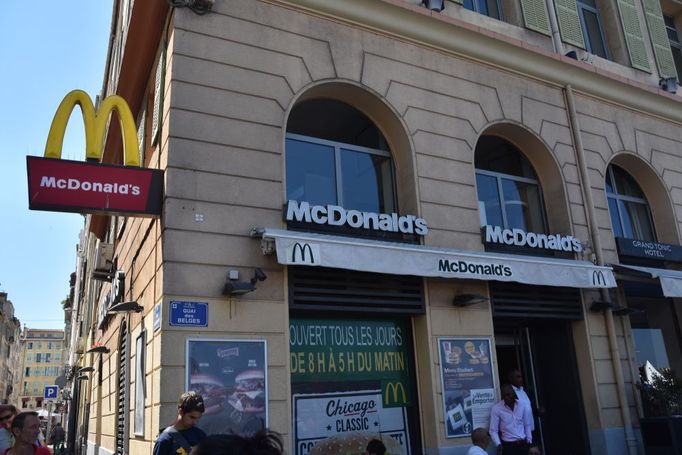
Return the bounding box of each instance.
[438,338,495,438]
[186,339,267,435]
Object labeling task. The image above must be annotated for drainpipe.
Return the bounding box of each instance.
[564,85,639,455]
[544,0,564,55]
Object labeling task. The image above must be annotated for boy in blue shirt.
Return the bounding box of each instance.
[153,391,206,455]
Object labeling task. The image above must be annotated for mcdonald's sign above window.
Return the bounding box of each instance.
[26,90,163,217]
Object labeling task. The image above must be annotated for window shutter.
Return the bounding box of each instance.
[642,0,676,77]
[151,48,165,146]
[521,0,552,35]
[116,324,128,455]
[554,0,586,48]
[136,102,146,166]
[616,0,651,71]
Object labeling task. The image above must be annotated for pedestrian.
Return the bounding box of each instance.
[0,405,14,451]
[365,439,387,455]
[49,422,65,454]
[508,369,537,431]
[466,428,490,455]
[489,384,532,455]
[3,411,51,454]
[153,391,207,455]
[189,429,283,455]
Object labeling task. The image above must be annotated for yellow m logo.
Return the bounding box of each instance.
[383,380,408,407]
[45,89,140,166]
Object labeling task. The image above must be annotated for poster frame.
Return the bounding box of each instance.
[437,336,496,439]
[185,337,269,430]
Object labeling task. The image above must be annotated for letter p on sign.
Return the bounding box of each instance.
[44,385,59,400]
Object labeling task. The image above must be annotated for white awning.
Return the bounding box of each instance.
[612,263,682,297]
[259,229,616,289]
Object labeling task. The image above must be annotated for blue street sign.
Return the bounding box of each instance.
[169,301,208,327]
[153,304,161,332]
[44,385,59,400]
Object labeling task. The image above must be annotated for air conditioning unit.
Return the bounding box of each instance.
[92,243,114,281]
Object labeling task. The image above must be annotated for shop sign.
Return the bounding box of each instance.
[616,237,682,262]
[286,200,428,236]
[293,391,411,455]
[290,319,411,405]
[169,301,208,327]
[438,338,496,439]
[483,225,583,253]
[26,89,163,217]
[186,339,267,435]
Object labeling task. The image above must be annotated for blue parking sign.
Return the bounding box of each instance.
[44,385,59,400]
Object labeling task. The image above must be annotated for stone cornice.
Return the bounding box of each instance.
[267,0,682,124]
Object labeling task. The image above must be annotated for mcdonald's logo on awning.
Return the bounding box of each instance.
[26,90,163,217]
[291,242,316,264]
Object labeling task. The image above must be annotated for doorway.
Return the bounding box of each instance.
[495,320,590,455]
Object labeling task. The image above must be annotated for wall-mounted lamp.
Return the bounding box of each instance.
[589,300,618,313]
[453,293,489,307]
[169,0,213,15]
[422,0,445,11]
[612,306,644,317]
[77,367,95,374]
[75,375,90,381]
[86,345,110,354]
[222,268,267,296]
[660,76,678,94]
[108,301,143,314]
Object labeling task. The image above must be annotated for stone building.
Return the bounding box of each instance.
[64,0,682,454]
[0,293,22,405]
[19,328,65,409]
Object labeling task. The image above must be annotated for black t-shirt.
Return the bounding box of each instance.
[153,426,206,455]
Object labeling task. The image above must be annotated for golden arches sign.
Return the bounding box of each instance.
[382,380,408,407]
[44,89,140,166]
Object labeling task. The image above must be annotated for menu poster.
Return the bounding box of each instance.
[438,338,496,438]
[186,339,268,435]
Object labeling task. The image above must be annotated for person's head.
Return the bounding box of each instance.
[11,412,41,445]
[528,445,542,455]
[176,391,205,429]
[501,384,517,407]
[366,439,387,455]
[189,429,283,455]
[508,369,523,387]
[0,405,12,429]
[470,427,490,449]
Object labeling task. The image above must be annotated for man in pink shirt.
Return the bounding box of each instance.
[489,384,532,455]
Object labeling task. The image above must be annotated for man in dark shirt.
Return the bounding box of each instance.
[154,391,207,455]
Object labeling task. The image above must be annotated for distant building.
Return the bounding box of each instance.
[19,328,65,409]
[0,293,21,405]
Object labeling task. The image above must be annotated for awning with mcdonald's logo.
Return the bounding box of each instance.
[257,228,616,289]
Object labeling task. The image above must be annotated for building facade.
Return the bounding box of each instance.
[0,293,22,405]
[19,329,65,409]
[64,0,682,454]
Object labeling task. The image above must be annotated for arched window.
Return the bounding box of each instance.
[605,165,655,241]
[286,99,396,214]
[475,136,546,232]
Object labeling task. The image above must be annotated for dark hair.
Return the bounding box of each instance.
[178,391,205,414]
[12,411,38,430]
[190,430,283,455]
[8,405,17,415]
[366,439,387,455]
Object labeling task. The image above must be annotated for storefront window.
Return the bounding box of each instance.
[475,136,546,232]
[605,165,656,241]
[628,299,682,373]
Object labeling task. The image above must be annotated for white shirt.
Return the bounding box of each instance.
[512,385,535,431]
[489,399,532,446]
[466,445,489,455]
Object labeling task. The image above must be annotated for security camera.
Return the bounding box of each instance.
[251,268,267,283]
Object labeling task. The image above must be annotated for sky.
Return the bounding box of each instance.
[0,2,114,329]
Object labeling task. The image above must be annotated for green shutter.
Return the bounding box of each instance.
[616,0,651,71]
[151,47,165,146]
[521,0,552,35]
[642,0,677,77]
[554,0,586,48]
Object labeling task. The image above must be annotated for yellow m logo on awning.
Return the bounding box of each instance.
[45,89,140,166]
